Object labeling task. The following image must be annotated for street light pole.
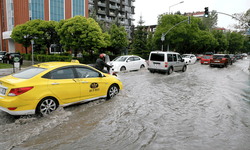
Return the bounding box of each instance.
[167,1,184,51]
[169,1,184,14]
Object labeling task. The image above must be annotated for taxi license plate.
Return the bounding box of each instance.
[214,61,220,62]
[0,87,7,96]
[204,62,208,63]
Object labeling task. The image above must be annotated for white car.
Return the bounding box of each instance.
[242,53,247,57]
[109,55,147,72]
[182,54,197,64]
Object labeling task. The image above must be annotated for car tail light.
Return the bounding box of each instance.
[165,62,168,67]
[222,58,226,60]
[8,107,17,110]
[9,55,11,59]
[8,87,34,96]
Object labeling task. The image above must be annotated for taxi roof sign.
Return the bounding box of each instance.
[71,60,80,63]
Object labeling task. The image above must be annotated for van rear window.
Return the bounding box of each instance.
[150,53,164,61]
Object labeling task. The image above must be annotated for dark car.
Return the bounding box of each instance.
[229,54,236,63]
[2,52,23,65]
[0,51,7,62]
[235,54,243,60]
[195,54,203,60]
[205,52,213,56]
[210,54,232,68]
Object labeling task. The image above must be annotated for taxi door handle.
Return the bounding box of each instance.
[82,81,88,83]
[51,83,59,85]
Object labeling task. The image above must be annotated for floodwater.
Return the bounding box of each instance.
[1,57,250,150]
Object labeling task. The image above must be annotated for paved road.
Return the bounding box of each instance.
[1,57,249,150]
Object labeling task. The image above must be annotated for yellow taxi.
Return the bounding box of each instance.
[0,60,123,116]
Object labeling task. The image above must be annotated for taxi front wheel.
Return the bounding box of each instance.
[107,84,119,99]
[36,97,58,116]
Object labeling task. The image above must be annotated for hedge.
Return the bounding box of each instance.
[21,53,121,64]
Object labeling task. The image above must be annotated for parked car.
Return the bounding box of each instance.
[235,54,243,60]
[0,51,6,62]
[242,53,247,57]
[147,51,187,74]
[229,54,236,63]
[108,55,146,72]
[200,55,212,64]
[205,52,213,56]
[210,54,232,68]
[0,60,123,116]
[195,54,203,60]
[182,54,197,64]
[2,52,23,65]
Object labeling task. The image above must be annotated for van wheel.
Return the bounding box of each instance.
[168,67,173,75]
[182,65,187,72]
[120,66,126,71]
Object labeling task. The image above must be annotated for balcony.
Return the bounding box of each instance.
[98,9,106,15]
[109,4,117,9]
[109,12,116,16]
[98,16,107,21]
[124,19,129,25]
[125,6,131,12]
[89,4,94,11]
[123,0,129,6]
[89,0,94,4]
[98,1,106,7]
[119,14,125,18]
[109,0,118,2]
[131,2,135,7]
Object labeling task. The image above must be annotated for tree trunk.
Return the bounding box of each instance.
[25,47,28,54]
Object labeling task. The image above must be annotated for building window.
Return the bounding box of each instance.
[29,0,44,20]
[72,0,85,17]
[6,0,14,31]
[50,0,64,22]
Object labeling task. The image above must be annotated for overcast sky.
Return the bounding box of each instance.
[133,0,250,29]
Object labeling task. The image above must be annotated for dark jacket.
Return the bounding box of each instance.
[95,58,112,72]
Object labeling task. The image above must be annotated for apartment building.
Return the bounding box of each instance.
[0,0,88,53]
[88,0,135,39]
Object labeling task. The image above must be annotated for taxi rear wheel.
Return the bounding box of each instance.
[107,84,119,99]
[36,97,58,116]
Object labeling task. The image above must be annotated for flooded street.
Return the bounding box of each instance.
[1,57,250,150]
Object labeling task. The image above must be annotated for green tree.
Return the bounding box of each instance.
[211,29,229,53]
[35,20,60,55]
[11,19,44,54]
[226,31,244,53]
[231,9,250,34]
[202,10,218,31]
[131,15,148,56]
[146,31,155,51]
[194,30,218,54]
[110,24,129,55]
[56,15,108,56]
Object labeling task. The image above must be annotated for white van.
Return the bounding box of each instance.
[148,51,187,74]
